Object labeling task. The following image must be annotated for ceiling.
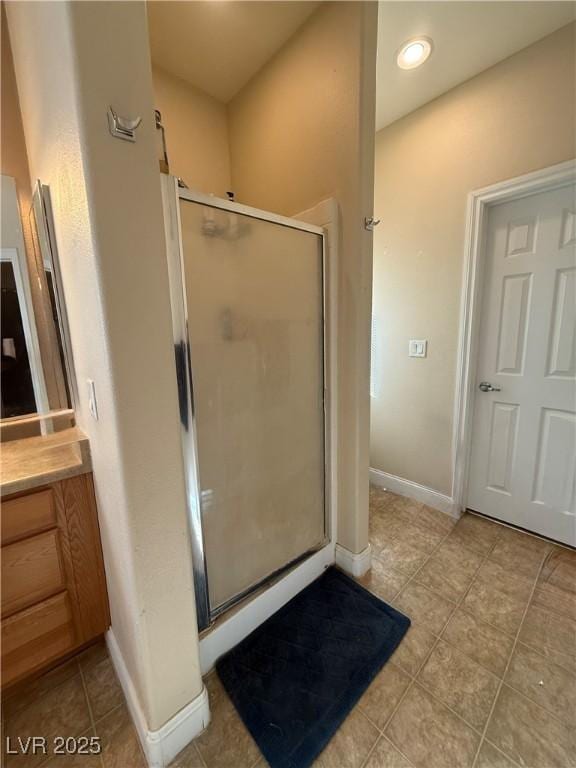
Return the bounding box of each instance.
[148,1,575,124]
[376,1,576,130]
[147,1,319,103]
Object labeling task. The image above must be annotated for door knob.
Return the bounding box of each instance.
[479,381,501,392]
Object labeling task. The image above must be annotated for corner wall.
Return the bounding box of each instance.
[227,1,378,554]
[6,0,203,733]
[371,23,576,497]
[152,66,231,197]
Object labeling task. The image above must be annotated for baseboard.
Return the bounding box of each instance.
[106,630,210,767]
[335,543,372,578]
[369,467,459,519]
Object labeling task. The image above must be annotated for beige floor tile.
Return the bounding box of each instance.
[495,526,551,555]
[76,642,109,673]
[96,704,146,768]
[202,671,223,701]
[385,684,479,768]
[5,676,91,768]
[486,685,575,768]
[377,539,429,577]
[518,605,576,674]
[531,579,576,622]
[392,522,445,556]
[370,486,399,508]
[369,511,398,538]
[169,740,206,767]
[357,662,412,729]
[358,558,409,602]
[380,504,419,533]
[462,561,533,636]
[489,530,549,581]
[447,514,502,556]
[363,736,413,768]
[370,511,405,553]
[475,740,518,768]
[539,546,576,591]
[391,623,437,677]
[388,497,423,518]
[194,676,260,768]
[416,539,483,603]
[2,659,80,720]
[201,672,230,711]
[533,546,576,620]
[505,642,576,727]
[83,657,124,722]
[43,751,102,768]
[313,708,379,768]
[394,583,455,635]
[442,609,514,678]
[415,506,456,537]
[41,730,102,768]
[8,490,571,768]
[417,640,500,730]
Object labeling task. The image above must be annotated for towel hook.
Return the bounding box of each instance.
[364,216,381,231]
[108,106,142,143]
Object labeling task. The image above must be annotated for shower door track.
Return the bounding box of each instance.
[209,545,326,623]
[163,177,330,632]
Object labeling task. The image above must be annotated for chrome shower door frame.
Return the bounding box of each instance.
[161,176,330,632]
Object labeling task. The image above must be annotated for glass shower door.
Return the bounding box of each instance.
[178,196,327,618]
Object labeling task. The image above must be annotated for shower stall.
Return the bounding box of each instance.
[161,177,333,633]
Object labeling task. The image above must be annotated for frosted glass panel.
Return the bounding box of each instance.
[179,201,326,610]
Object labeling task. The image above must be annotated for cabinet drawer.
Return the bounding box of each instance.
[1,489,56,545]
[1,530,66,617]
[1,593,75,687]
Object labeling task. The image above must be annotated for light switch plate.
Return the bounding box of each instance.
[87,379,99,420]
[409,339,427,358]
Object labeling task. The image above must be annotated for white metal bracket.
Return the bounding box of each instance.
[107,106,142,143]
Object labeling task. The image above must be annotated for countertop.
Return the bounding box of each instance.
[1,426,92,497]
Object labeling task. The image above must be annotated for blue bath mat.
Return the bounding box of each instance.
[216,566,411,768]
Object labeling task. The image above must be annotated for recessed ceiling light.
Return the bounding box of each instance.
[396,37,433,70]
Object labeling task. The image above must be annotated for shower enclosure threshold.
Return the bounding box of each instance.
[198,542,334,673]
[201,543,326,637]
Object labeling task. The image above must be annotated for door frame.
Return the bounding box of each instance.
[452,159,576,516]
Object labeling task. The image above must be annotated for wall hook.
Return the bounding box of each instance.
[364,216,381,231]
[108,106,142,143]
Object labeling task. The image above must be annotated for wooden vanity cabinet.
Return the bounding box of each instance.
[1,474,110,687]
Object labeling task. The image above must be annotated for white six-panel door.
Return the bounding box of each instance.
[467,182,576,546]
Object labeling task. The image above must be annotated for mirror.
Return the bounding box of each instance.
[30,181,77,411]
[1,175,76,429]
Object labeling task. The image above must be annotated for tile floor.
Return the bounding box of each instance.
[3,488,576,768]
[2,641,143,768]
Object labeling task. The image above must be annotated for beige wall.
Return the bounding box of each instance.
[152,66,231,197]
[7,0,202,731]
[371,23,576,497]
[228,1,378,554]
[1,5,32,272]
